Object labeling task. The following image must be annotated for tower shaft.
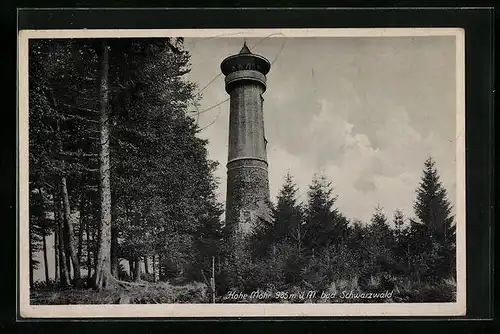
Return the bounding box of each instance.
[221,47,272,235]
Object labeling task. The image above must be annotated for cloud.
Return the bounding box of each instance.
[353,176,377,193]
[185,35,457,223]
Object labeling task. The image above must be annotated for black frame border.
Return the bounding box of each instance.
[7,6,495,331]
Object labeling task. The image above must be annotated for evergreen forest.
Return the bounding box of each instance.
[28,38,457,304]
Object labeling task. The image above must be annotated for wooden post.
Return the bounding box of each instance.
[211,256,215,303]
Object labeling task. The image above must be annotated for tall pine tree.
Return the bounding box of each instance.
[250,172,304,258]
[29,38,224,290]
[272,172,303,244]
[303,174,348,254]
[366,205,395,274]
[413,157,456,279]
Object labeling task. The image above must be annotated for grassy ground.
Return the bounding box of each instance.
[30,276,456,304]
[30,281,209,305]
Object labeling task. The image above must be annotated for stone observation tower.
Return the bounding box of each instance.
[221,42,272,235]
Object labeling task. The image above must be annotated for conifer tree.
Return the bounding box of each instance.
[365,205,395,273]
[29,188,43,288]
[29,38,224,289]
[303,174,348,254]
[272,172,303,244]
[106,38,223,284]
[393,209,405,239]
[391,209,415,275]
[370,205,393,247]
[250,172,304,259]
[29,39,92,287]
[413,157,456,278]
[414,158,456,242]
[346,219,367,269]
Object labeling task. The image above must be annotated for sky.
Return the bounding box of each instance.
[184,35,457,225]
[33,34,458,282]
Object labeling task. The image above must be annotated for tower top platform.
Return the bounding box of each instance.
[221,42,271,76]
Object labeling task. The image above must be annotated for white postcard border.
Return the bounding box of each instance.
[18,27,466,318]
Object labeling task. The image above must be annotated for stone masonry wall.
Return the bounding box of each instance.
[226,159,271,235]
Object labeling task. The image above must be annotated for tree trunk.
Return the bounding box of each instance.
[54,225,59,282]
[111,225,118,277]
[92,224,98,272]
[152,255,156,283]
[144,257,149,275]
[62,200,71,281]
[158,254,164,281]
[64,226,71,281]
[51,88,77,286]
[29,237,34,289]
[77,192,85,267]
[129,258,135,279]
[55,194,71,287]
[134,257,141,282]
[61,176,81,285]
[93,40,112,291]
[211,256,216,303]
[86,213,92,285]
[42,229,49,284]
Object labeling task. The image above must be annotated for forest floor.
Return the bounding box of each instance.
[30,276,457,304]
[30,281,210,305]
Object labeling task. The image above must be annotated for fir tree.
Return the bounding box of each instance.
[303,174,348,254]
[29,38,224,289]
[414,158,455,241]
[370,205,392,245]
[413,157,456,278]
[250,172,304,259]
[366,205,395,274]
[108,38,223,283]
[393,209,405,238]
[392,209,409,271]
[272,172,303,244]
